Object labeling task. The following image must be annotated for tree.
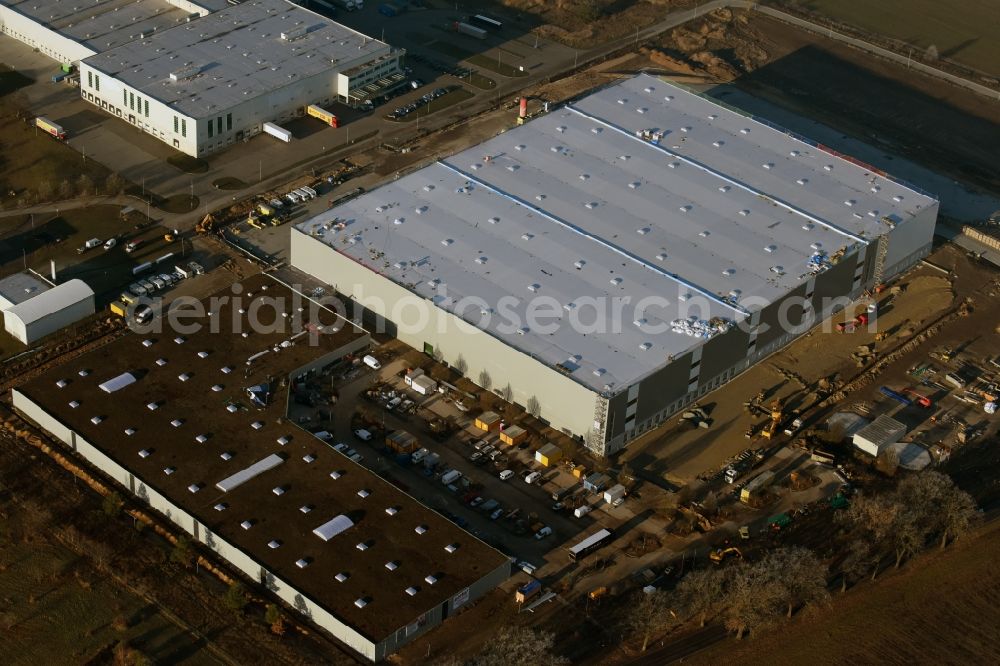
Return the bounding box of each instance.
[37,180,54,201]
[265,603,286,636]
[720,561,784,639]
[467,626,568,666]
[936,481,978,548]
[676,567,725,628]
[57,179,73,199]
[839,540,871,592]
[875,447,900,476]
[526,395,541,417]
[896,471,978,549]
[103,491,124,517]
[223,581,247,614]
[454,354,468,375]
[624,590,677,652]
[106,172,126,196]
[925,44,939,60]
[77,174,94,196]
[171,536,194,568]
[499,383,513,403]
[619,463,636,491]
[478,369,492,391]
[762,547,828,617]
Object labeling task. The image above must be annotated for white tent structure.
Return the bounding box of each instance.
[3,279,94,344]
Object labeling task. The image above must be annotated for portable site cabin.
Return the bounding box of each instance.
[385,430,418,454]
[499,424,527,447]
[475,411,501,432]
[535,443,562,467]
[583,472,610,493]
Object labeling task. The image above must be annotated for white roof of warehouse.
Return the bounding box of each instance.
[2,0,212,55]
[4,279,94,326]
[82,0,390,118]
[0,272,50,310]
[297,75,936,394]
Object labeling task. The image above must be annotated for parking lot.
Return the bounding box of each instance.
[282,348,635,570]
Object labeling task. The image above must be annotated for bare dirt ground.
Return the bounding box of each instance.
[629,10,1000,193]
[688,516,1000,666]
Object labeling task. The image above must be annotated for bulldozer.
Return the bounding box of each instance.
[194,212,217,234]
[709,546,743,565]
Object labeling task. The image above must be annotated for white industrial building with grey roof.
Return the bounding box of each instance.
[1,0,402,156]
[292,75,938,456]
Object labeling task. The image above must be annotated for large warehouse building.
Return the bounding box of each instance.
[1,0,402,156]
[12,275,510,661]
[2,278,95,344]
[292,74,939,456]
[0,0,226,65]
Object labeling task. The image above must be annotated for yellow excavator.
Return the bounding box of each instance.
[709,546,743,565]
[761,399,784,440]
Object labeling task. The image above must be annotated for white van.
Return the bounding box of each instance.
[362,354,381,369]
[353,428,373,441]
[524,471,541,484]
[411,447,429,463]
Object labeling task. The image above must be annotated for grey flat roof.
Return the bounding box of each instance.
[5,279,93,326]
[297,74,936,394]
[4,0,198,55]
[0,272,50,309]
[83,0,390,118]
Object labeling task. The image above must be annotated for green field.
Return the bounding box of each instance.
[780,0,1000,76]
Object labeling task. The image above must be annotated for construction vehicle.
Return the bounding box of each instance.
[163,229,179,242]
[930,347,955,363]
[247,214,265,230]
[761,400,784,439]
[767,513,792,532]
[109,301,127,317]
[709,546,743,565]
[738,526,751,540]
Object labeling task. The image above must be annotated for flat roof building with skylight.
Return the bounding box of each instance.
[12,274,510,662]
[291,74,939,456]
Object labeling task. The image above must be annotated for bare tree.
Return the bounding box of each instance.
[875,447,900,476]
[57,179,74,199]
[889,508,924,568]
[624,590,677,652]
[839,540,871,592]
[76,174,94,196]
[896,471,978,549]
[500,383,513,403]
[925,44,939,60]
[762,547,828,617]
[676,567,725,627]
[106,172,126,196]
[454,354,468,375]
[526,395,541,417]
[467,626,568,666]
[721,561,784,639]
[478,369,492,391]
[37,180,54,201]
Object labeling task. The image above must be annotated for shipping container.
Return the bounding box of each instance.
[35,117,67,139]
[306,104,339,127]
[535,443,562,467]
[411,375,437,396]
[263,121,292,142]
[603,484,626,504]
[740,470,775,503]
[454,22,487,39]
[515,579,541,603]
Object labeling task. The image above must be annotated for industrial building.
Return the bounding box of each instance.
[12,275,510,661]
[3,278,95,344]
[292,74,939,456]
[1,0,402,156]
[0,271,51,310]
[0,0,225,65]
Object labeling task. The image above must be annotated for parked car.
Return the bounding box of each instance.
[499,470,514,481]
[469,496,485,508]
[350,453,364,463]
[353,428,373,441]
[333,443,349,453]
[524,471,541,484]
[534,526,552,540]
[518,560,537,575]
[474,440,489,451]
[490,507,504,520]
[103,238,117,250]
